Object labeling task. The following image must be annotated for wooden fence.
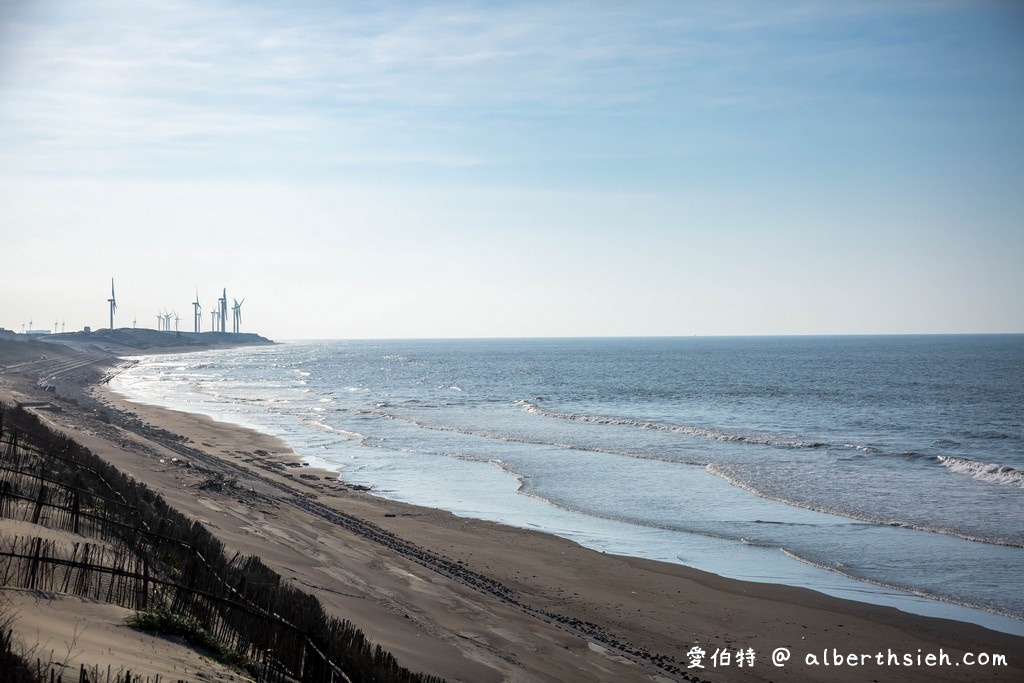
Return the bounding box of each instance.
[0,401,445,683]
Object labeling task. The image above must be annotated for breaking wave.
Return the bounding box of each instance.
[779,549,1023,620]
[938,456,1024,488]
[705,463,1023,548]
[517,400,824,449]
[352,406,711,466]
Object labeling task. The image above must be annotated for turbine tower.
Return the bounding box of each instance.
[218,288,228,333]
[173,311,180,332]
[232,298,244,334]
[193,290,202,333]
[107,278,117,330]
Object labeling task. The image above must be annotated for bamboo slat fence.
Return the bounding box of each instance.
[0,401,444,683]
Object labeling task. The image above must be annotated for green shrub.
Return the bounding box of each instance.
[125,606,258,676]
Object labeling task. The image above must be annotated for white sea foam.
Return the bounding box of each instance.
[938,456,1024,488]
[353,406,710,466]
[300,418,365,441]
[488,459,526,491]
[517,400,824,448]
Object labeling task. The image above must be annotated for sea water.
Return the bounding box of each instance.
[110,335,1024,635]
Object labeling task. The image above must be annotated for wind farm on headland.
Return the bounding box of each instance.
[4,278,263,346]
[106,279,247,335]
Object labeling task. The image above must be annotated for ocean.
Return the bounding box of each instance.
[109,335,1024,636]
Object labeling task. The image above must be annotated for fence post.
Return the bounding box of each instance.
[4,430,16,461]
[0,479,10,518]
[141,556,150,610]
[27,537,43,590]
[72,488,81,535]
[31,477,48,525]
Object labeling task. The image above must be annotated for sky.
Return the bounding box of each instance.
[1,0,1022,340]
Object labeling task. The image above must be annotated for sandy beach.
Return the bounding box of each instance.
[1,340,1021,682]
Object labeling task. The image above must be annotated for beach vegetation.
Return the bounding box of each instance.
[0,400,448,683]
[126,605,259,676]
[0,607,36,683]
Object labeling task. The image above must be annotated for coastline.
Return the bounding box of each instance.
[1,345,1022,681]
[106,341,1024,636]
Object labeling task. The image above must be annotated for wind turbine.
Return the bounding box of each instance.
[157,312,163,331]
[232,298,244,333]
[219,288,228,333]
[107,278,117,330]
[173,311,180,332]
[193,289,202,333]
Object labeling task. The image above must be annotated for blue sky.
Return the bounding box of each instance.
[2,1,1022,339]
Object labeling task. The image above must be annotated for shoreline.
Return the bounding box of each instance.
[107,347,1024,638]
[2,348,1022,681]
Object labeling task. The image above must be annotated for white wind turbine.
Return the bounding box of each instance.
[193,289,202,333]
[232,298,244,333]
[107,278,117,330]
[219,288,228,333]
